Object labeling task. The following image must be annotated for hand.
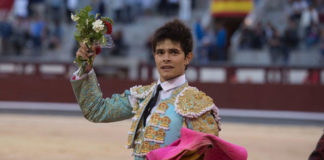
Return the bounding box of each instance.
[76,42,97,61]
[76,43,98,72]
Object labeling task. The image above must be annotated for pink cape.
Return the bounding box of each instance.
[146,128,248,160]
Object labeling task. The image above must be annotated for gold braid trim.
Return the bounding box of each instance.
[130,82,156,99]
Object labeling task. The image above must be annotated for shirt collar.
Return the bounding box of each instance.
[158,74,186,92]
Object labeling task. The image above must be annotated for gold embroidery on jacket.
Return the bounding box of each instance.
[132,103,139,113]
[149,113,160,126]
[176,87,214,118]
[127,90,153,148]
[151,143,160,150]
[129,82,189,156]
[160,116,171,129]
[155,128,166,142]
[155,102,169,114]
[144,126,155,140]
[142,141,150,153]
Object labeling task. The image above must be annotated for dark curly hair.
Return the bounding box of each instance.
[152,19,193,57]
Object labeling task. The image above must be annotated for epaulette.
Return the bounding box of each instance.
[175,86,218,118]
[130,82,156,99]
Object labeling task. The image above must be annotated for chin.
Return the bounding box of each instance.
[164,75,177,80]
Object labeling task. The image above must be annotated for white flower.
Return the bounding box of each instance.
[71,14,79,21]
[92,19,104,33]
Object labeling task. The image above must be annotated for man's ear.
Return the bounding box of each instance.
[185,52,193,65]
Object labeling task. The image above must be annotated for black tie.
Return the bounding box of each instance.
[143,84,162,126]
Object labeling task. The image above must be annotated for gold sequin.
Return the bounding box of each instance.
[144,126,155,140]
[160,116,171,128]
[151,143,160,150]
[156,102,169,114]
[127,134,133,146]
[207,116,215,125]
[135,143,141,154]
[140,91,153,109]
[133,83,155,97]
[176,87,214,117]
[130,120,137,132]
[149,113,160,126]
[155,128,166,142]
[133,103,139,112]
[141,141,150,153]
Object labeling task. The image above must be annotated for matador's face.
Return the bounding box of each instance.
[154,39,192,82]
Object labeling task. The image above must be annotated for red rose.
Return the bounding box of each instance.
[104,21,112,34]
[95,46,102,55]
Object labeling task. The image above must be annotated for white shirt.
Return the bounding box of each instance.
[127,74,187,124]
[157,74,186,101]
[146,74,186,124]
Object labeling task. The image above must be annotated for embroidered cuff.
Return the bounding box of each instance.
[71,68,94,81]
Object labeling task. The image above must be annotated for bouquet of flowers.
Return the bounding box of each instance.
[71,6,114,76]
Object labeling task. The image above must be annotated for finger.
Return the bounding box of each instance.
[77,49,89,60]
[81,47,94,58]
[77,53,88,60]
[77,47,86,56]
[80,47,89,55]
[80,42,87,49]
[91,45,97,54]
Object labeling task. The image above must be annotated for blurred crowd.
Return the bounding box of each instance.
[193,19,228,64]
[238,0,324,64]
[0,0,198,59]
[0,0,77,56]
[1,0,323,66]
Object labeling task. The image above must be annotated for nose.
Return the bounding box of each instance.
[162,53,171,62]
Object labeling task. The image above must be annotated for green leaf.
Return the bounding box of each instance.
[72,5,113,66]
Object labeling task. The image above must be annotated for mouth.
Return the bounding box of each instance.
[160,65,174,71]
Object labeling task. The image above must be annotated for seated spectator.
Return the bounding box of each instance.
[214,23,227,61]
[282,19,299,59]
[239,24,253,49]
[0,18,12,56]
[305,23,320,48]
[320,27,324,62]
[110,30,128,56]
[48,19,63,50]
[201,26,215,63]
[250,22,266,49]
[193,18,205,63]
[283,19,299,50]
[268,28,286,64]
[29,14,46,55]
[265,22,275,43]
[10,16,29,55]
[291,0,308,22]
[300,5,319,38]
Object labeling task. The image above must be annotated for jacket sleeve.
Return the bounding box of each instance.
[70,70,134,122]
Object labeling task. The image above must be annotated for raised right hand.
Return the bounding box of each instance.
[76,43,97,72]
[76,43,97,60]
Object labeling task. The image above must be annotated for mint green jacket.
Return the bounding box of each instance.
[71,71,220,160]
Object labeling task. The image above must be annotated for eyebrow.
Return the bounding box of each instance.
[168,48,179,52]
[156,48,180,51]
